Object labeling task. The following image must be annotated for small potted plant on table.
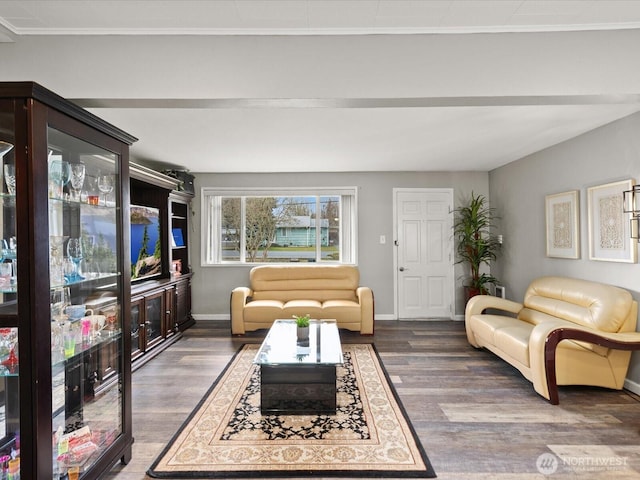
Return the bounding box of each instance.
[293,314,310,343]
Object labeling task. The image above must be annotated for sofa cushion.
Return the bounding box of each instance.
[253,289,357,302]
[243,300,285,322]
[282,300,323,319]
[469,314,523,345]
[322,300,362,323]
[250,265,359,302]
[523,276,633,333]
[518,308,610,356]
[493,323,533,367]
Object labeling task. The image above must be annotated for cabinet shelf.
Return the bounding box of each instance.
[51,330,121,367]
[50,273,120,290]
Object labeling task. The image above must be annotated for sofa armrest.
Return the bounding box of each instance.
[529,322,640,404]
[465,295,523,318]
[465,295,523,346]
[230,287,252,335]
[356,286,374,335]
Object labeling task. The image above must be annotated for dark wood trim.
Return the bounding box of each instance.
[0,82,138,145]
[544,328,640,405]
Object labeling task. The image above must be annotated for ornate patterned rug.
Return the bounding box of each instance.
[147,343,436,478]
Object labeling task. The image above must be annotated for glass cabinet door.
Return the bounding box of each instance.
[0,100,20,478]
[47,126,124,478]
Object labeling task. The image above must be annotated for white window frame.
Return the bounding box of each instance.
[201,187,358,265]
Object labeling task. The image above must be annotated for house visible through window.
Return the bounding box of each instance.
[202,187,357,265]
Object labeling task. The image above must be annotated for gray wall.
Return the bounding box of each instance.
[190,171,488,320]
[489,111,640,389]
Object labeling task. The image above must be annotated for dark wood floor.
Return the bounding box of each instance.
[105,320,640,479]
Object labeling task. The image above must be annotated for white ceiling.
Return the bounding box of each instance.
[1,1,640,173]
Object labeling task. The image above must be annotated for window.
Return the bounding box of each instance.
[202,187,357,265]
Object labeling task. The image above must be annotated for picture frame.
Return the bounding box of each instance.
[587,179,637,263]
[545,190,580,259]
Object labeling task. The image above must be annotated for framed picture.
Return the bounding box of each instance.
[587,179,637,263]
[545,190,580,259]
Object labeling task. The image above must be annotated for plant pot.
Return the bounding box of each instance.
[296,326,309,343]
[464,286,482,303]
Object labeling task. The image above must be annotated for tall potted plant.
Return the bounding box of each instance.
[452,192,500,300]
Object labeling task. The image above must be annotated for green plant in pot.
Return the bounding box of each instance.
[452,192,500,301]
[293,314,310,342]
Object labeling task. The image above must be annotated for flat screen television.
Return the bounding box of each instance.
[130,205,162,281]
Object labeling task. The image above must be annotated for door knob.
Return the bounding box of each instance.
[399,267,405,272]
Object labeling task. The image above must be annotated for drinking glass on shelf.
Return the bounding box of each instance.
[3,164,15,195]
[97,172,114,206]
[81,235,98,279]
[0,141,14,195]
[62,257,75,284]
[48,159,70,199]
[0,141,13,159]
[50,286,70,324]
[49,235,68,285]
[69,163,86,202]
[66,237,84,281]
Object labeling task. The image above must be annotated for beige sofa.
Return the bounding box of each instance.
[230,265,374,335]
[465,276,640,404]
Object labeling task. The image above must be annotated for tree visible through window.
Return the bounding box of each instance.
[203,188,356,265]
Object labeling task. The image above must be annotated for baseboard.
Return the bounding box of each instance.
[192,314,227,321]
[624,378,640,396]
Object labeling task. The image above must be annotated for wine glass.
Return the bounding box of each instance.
[1,142,15,199]
[81,235,97,279]
[50,287,70,323]
[69,163,86,202]
[48,160,70,199]
[49,235,69,285]
[3,164,15,195]
[62,257,75,284]
[97,172,114,206]
[66,237,84,281]
[0,141,13,159]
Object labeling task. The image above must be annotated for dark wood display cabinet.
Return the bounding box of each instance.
[0,82,136,479]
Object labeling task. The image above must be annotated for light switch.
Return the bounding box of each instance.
[379,235,386,244]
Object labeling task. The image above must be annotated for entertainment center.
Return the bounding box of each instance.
[128,163,195,367]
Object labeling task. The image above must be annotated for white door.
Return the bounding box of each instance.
[394,189,454,319]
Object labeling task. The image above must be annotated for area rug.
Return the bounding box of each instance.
[147,343,436,478]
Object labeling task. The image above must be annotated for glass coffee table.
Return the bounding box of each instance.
[253,319,343,415]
